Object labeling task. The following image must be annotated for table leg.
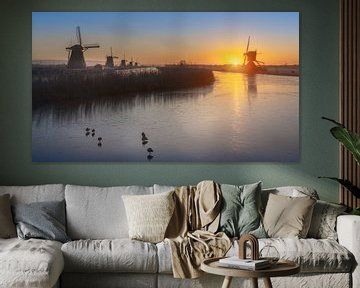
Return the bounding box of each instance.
[263,277,273,288]
[221,276,233,288]
[251,278,258,288]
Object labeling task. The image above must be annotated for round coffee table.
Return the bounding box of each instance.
[201,257,300,288]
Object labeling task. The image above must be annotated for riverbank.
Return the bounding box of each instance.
[32,66,215,105]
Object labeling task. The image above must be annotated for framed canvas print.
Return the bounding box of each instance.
[32,12,299,162]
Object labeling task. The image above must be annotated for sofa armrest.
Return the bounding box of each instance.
[337,215,360,288]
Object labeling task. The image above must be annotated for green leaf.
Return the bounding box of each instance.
[330,126,360,165]
[322,117,360,165]
[318,177,360,198]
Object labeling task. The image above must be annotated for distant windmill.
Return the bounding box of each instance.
[243,36,265,74]
[128,57,134,67]
[66,26,100,69]
[120,52,127,68]
[105,47,118,68]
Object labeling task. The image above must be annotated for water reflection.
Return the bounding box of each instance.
[33,85,213,127]
[245,74,258,97]
[32,71,299,162]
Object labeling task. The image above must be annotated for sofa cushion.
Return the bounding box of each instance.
[261,186,319,213]
[122,191,175,243]
[0,194,16,238]
[218,182,266,238]
[12,200,70,243]
[307,200,347,240]
[0,238,64,288]
[0,184,65,204]
[65,185,153,239]
[263,194,316,238]
[61,239,158,273]
[157,238,353,274]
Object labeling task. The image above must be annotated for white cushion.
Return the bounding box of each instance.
[228,238,353,273]
[157,238,353,274]
[0,184,65,204]
[65,185,153,239]
[122,191,175,243]
[61,239,158,273]
[0,238,63,288]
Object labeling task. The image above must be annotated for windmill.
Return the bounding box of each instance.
[66,26,100,69]
[105,47,118,68]
[120,52,127,68]
[243,36,265,74]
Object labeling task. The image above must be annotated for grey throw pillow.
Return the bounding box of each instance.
[0,194,16,238]
[307,200,347,240]
[218,182,266,238]
[12,200,70,243]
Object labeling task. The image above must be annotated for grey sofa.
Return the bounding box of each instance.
[0,184,359,288]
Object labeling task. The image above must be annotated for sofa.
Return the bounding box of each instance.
[0,183,359,288]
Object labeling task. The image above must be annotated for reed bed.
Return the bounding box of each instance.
[32,66,215,105]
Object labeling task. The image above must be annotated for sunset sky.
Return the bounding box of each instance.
[32,12,299,66]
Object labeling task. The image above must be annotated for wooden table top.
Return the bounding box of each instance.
[201,257,300,278]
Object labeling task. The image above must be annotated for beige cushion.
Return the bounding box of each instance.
[122,191,175,243]
[0,194,16,238]
[61,239,158,273]
[261,186,319,213]
[263,193,316,238]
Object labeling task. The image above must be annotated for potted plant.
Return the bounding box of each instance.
[320,117,360,215]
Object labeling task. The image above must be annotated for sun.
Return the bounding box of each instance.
[231,59,240,66]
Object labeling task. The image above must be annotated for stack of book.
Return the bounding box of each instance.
[218,257,271,270]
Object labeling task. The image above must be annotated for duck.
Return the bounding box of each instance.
[147,147,154,154]
[91,133,95,137]
[98,142,102,147]
[141,132,148,141]
[85,128,90,132]
[98,137,102,141]
[147,154,154,161]
[92,129,95,133]
[86,132,90,136]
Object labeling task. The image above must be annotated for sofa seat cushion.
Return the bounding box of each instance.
[0,238,64,288]
[157,238,353,274]
[61,239,158,273]
[230,238,354,273]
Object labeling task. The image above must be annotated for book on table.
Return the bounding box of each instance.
[218,257,271,270]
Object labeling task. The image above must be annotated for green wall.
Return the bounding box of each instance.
[0,0,340,202]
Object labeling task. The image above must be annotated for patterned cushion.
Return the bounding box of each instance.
[307,200,347,240]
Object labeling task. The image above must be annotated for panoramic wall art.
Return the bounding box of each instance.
[32,12,299,162]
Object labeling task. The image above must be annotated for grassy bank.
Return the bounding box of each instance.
[32,66,215,105]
